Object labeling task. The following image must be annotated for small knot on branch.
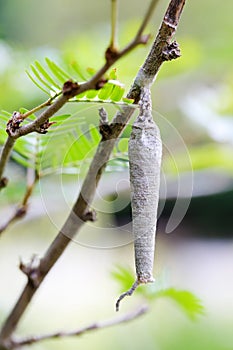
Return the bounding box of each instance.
[99,124,113,140]
[19,255,41,288]
[0,177,8,189]
[35,120,56,134]
[82,209,97,222]
[6,111,23,136]
[105,46,119,63]
[62,80,79,97]
[162,41,181,61]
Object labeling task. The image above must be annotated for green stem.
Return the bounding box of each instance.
[21,92,62,120]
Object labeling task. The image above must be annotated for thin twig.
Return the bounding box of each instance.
[116,280,139,311]
[0,137,15,189]
[22,168,38,206]
[0,1,155,185]
[0,168,38,236]
[0,0,186,345]
[8,0,159,137]
[9,306,148,348]
[109,0,118,51]
[136,0,160,38]
[21,92,62,120]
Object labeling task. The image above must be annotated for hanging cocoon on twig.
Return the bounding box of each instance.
[116,87,162,311]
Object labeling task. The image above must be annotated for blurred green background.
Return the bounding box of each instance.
[0,0,233,349]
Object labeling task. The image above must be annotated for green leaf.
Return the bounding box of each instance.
[122,97,134,104]
[76,91,87,99]
[11,152,33,169]
[110,84,125,102]
[30,64,56,92]
[98,82,114,100]
[73,76,129,104]
[71,61,88,81]
[26,58,73,94]
[112,266,204,320]
[45,57,71,83]
[63,140,83,164]
[34,60,61,89]
[89,124,101,144]
[5,94,130,175]
[38,114,100,174]
[154,288,205,320]
[85,89,98,99]
[1,110,12,118]
[19,107,28,114]
[0,112,9,137]
[111,266,135,292]
[26,69,50,95]
[0,125,7,143]
[50,114,71,122]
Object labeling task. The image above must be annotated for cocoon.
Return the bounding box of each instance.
[116,88,162,310]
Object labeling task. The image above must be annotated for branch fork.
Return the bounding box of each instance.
[0,1,158,184]
[19,256,41,288]
[0,0,186,346]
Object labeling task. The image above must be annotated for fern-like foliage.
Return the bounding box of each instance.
[40,120,101,176]
[0,58,135,175]
[153,288,205,320]
[0,105,130,176]
[112,266,205,321]
[26,58,134,105]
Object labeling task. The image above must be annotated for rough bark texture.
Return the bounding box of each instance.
[129,110,162,283]
[115,88,162,311]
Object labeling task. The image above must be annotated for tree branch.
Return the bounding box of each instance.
[21,92,62,120]
[8,306,148,349]
[0,1,156,187]
[109,0,118,51]
[136,0,160,38]
[0,0,186,346]
[0,136,15,189]
[0,168,38,236]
